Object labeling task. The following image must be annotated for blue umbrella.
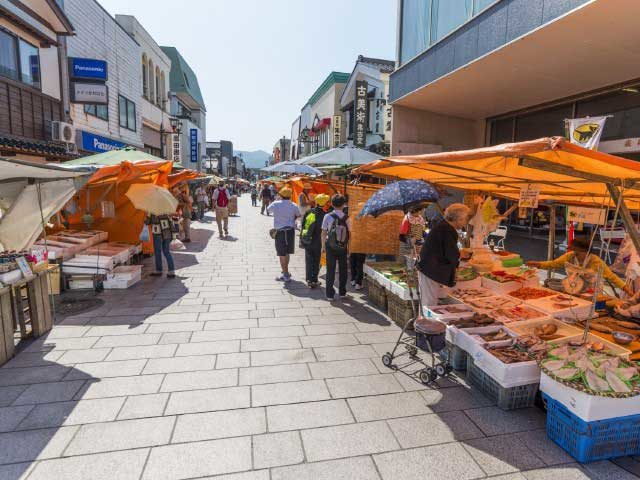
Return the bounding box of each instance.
[358,180,439,218]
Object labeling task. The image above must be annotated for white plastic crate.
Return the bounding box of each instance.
[519,293,593,321]
[106,265,142,281]
[540,372,640,422]
[454,325,518,356]
[426,304,476,323]
[468,345,540,388]
[481,275,539,295]
[506,318,582,342]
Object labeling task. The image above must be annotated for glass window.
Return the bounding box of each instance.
[155,67,160,105]
[119,95,136,131]
[473,0,497,14]
[0,30,18,81]
[490,118,513,145]
[400,0,431,64]
[577,88,640,141]
[84,104,108,121]
[142,55,148,98]
[18,39,39,88]
[431,0,472,43]
[515,105,573,142]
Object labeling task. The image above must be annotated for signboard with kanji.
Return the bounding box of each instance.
[333,115,342,147]
[518,184,540,208]
[354,80,368,148]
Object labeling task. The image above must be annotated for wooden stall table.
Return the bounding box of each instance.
[7,269,54,341]
[0,287,15,366]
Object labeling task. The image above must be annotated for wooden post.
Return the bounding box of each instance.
[547,204,557,280]
[607,184,640,254]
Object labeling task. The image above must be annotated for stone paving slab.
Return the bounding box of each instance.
[2,197,636,479]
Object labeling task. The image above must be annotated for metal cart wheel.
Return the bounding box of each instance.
[406,346,418,357]
[444,363,453,375]
[419,367,437,384]
[381,353,393,368]
[435,363,446,377]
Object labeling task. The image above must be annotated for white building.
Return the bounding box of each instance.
[290,116,300,160]
[115,15,172,158]
[63,0,144,155]
[161,46,206,170]
[340,56,394,149]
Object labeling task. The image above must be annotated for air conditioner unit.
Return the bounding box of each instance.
[51,121,76,144]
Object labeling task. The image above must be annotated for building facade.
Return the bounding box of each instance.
[115,15,172,158]
[391,0,640,158]
[64,0,144,156]
[295,72,349,158]
[272,138,290,164]
[0,0,74,162]
[161,46,206,170]
[205,140,233,177]
[340,55,394,152]
[290,115,300,160]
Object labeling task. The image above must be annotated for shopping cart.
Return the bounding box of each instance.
[381,247,452,384]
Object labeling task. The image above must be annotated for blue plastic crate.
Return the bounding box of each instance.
[543,393,640,463]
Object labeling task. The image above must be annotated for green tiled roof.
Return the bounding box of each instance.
[306,71,350,107]
[160,46,206,111]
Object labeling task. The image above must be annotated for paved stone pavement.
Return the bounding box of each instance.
[1,196,638,480]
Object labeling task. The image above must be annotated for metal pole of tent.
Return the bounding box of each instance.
[607,184,640,254]
[547,204,556,280]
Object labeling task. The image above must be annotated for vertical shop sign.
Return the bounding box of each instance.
[354,80,368,148]
[333,115,342,147]
[172,134,181,163]
[190,129,198,163]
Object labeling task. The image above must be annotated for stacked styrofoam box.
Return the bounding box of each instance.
[103,265,142,289]
[481,275,539,295]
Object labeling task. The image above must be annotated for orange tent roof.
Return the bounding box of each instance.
[355,137,640,209]
[168,169,202,188]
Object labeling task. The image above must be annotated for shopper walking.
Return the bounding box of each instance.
[349,253,366,290]
[260,184,273,215]
[250,185,258,207]
[298,183,313,216]
[194,184,208,221]
[146,214,175,278]
[175,187,193,243]
[212,181,231,238]
[300,193,329,288]
[267,187,301,282]
[322,194,350,300]
[417,203,470,309]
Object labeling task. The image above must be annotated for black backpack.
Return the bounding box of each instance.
[326,213,349,254]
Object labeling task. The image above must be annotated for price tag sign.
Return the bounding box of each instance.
[519,184,540,208]
[15,257,32,278]
[567,206,607,225]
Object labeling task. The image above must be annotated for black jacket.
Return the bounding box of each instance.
[417,220,460,287]
[301,207,325,249]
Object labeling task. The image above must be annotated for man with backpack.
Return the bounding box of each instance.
[321,194,350,300]
[267,187,301,282]
[300,193,329,288]
[212,181,230,238]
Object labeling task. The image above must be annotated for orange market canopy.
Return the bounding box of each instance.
[355,137,640,210]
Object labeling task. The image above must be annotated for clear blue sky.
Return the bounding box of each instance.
[99,0,397,152]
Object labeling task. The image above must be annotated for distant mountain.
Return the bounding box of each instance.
[235,150,271,169]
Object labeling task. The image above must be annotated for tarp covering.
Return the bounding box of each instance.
[65,161,173,253]
[168,170,202,188]
[355,137,640,209]
[0,159,93,251]
[296,146,383,167]
[64,147,167,166]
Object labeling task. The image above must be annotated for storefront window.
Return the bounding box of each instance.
[473,0,498,14]
[576,89,640,141]
[19,39,39,88]
[118,95,136,131]
[400,0,431,64]
[490,117,514,145]
[84,104,108,121]
[430,0,472,43]
[515,105,572,142]
[0,30,18,81]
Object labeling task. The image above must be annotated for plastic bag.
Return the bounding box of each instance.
[320,252,326,267]
[139,224,150,242]
[170,239,186,251]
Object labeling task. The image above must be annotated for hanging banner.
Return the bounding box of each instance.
[189,129,198,163]
[567,206,607,225]
[354,80,368,148]
[566,116,608,150]
[518,184,540,208]
[332,115,342,147]
[171,133,181,163]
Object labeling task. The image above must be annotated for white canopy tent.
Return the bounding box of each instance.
[261,161,323,176]
[295,145,383,167]
[0,159,94,251]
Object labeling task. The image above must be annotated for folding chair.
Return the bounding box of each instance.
[488,225,508,251]
[598,228,626,264]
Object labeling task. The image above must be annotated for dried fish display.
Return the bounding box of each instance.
[540,345,640,397]
[447,287,493,302]
[485,345,532,364]
[489,305,546,324]
[509,287,555,300]
[449,314,496,328]
[465,295,520,312]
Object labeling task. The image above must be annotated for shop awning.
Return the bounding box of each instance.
[355,137,640,209]
[0,159,94,251]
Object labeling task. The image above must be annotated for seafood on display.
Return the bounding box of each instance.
[449,314,496,328]
[540,345,640,396]
[465,295,520,312]
[479,329,511,342]
[448,287,493,302]
[508,287,555,301]
[490,305,546,324]
[456,267,478,282]
[515,335,550,359]
[485,345,532,364]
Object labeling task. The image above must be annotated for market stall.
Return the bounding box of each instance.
[355,137,640,463]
